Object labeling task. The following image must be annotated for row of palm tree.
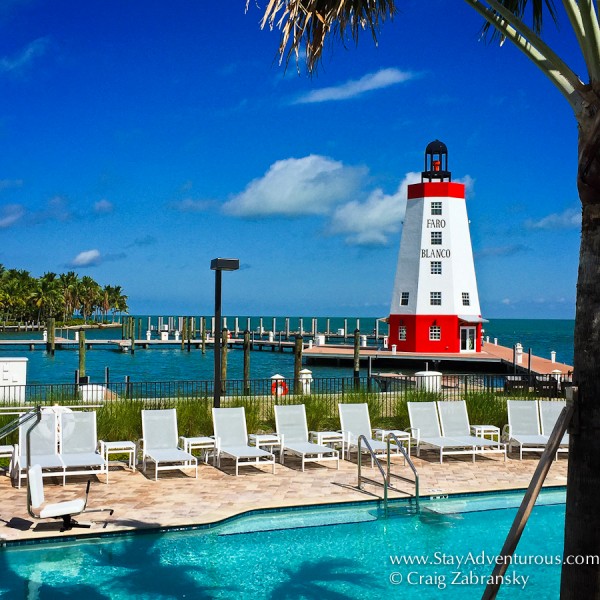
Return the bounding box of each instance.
[0,264,128,323]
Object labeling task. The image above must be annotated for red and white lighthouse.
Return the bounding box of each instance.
[388,141,485,353]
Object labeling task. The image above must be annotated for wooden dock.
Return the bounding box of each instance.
[303,341,573,376]
[0,336,298,353]
[0,333,572,375]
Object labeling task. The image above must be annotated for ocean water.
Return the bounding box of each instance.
[0,317,574,385]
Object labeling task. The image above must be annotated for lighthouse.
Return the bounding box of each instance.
[388,141,485,353]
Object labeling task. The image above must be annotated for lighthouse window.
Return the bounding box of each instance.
[431,261,442,275]
[431,202,442,215]
[400,292,409,306]
[462,292,471,306]
[398,326,407,341]
[430,292,442,306]
[429,325,441,341]
[431,231,442,245]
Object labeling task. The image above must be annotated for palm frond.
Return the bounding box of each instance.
[481,0,558,40]
[259,0,397,73]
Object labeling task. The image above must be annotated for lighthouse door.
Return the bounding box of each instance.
[460,327,477,353]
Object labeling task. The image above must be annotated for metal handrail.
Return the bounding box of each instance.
[481,390,576,600]
[0,406,40,441]
[357,434,389,510]
[386,432,419,508]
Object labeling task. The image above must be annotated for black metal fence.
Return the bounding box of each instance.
[0,372,570,444]
[0,372,570,407]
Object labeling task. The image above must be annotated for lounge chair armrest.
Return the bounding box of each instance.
[408,427,420,442]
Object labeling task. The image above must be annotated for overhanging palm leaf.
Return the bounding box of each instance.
[260,0,396,71]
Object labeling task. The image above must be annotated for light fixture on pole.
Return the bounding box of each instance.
[211,258,240,408]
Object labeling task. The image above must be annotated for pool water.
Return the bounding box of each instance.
[0,488,566,599]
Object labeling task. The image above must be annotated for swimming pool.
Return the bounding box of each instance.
[0,488,566,599]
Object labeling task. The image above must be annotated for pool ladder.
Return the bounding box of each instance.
[357,433,419,513]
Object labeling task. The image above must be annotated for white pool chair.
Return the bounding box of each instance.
[0,444,14,472]
[13,411,65,488]
[27,463,91,531]
[274,404,339,471]
[539,400,569,454]
[140,409,197,480]
[60,411,108,485]
[437,400,506,461]
[338,403,399,466]
[407,401,476,463]
[504,400,548,460]
[212,407,275,476]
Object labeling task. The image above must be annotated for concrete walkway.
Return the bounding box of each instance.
[0,451,568,544]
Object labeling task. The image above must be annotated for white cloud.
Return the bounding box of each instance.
[0,203,25,228]
[0,179,23,191]
[171,198,212,212]
[223,155,366,217]
[94,199,113,214]
[294,68,415,104]
[456,175,475,197]
[0,37,50,75]
[30,196,71,223]
[475,244,529,258]
[71,249,101,267]
[525,207,581,230]
[329,172,421,246]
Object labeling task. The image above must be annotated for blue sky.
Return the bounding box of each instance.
[0,1,583,318]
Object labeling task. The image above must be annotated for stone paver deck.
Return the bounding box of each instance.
[0,451,568,544]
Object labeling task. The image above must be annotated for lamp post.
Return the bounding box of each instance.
[211,258,240,407]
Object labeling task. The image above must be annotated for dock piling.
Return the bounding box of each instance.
[243,330,250,395]
[353,328,360,389]
[46,318,55,356]
[78,329,86,378]
[294,336,303,394]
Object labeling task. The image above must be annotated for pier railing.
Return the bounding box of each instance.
[0,373,570,444]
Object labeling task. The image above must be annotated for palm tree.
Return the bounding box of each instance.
[59,271,80,322]
[76,276,101,323]
[113,286,129,320]
[260,1,599,596]
[29,272,62,321]
[1,269,36,321]
[101,284,113,322]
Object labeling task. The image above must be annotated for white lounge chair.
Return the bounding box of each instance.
[60,411,107,485]
[274,404,339,471]
[140,409,197,480]
[504,400,548,460]
[338,403,400,466]
[13,411,65,488]
[437,400,506,461]
[407,401,476,463]
[27,464,91,531]
[0,443,14,472]
[539,400,569,453]
[212,407,275,476]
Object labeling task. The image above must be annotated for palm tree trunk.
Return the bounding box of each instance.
[561,115,600,597]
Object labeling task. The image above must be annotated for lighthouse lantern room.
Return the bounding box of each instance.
[388,141,485,353]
